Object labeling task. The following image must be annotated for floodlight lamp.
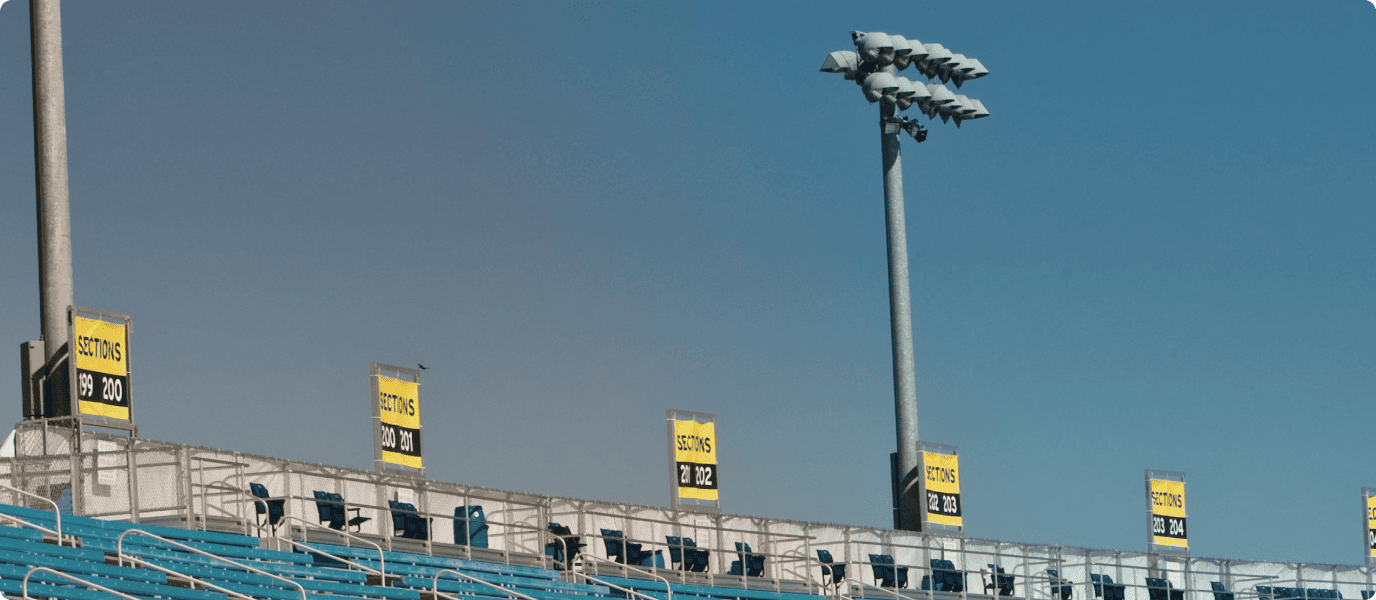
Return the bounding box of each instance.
[952,95,978,118]
[894,77,918,98]
[882,118,901,134]
[820,50,859,75]
[968,98,990,119]
[964,58,988,80]
[889,35,913,69]
[905,38,929,62]
[926,83,957,106]
[906,119,927,142]
[923,43,952,65]
[947,54,975,78]
[861,32,896,65]
[863,71,899,103]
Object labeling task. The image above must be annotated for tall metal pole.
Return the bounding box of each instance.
[881,92,922,532]
[31,0,75,359]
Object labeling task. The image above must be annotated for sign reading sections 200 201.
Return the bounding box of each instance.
[372,364,422,471]
[72,312,131,421]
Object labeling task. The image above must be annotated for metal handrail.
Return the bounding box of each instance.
[117,529,308,600]
[0,512,63,543]
[570,570,666,600]
[23,566,141,600]
[580,554,673,600]
[843,577,929,600]
[433,568,541,600]
[277,514,387,577]
[274,534,386,579]
[0,481,63,545]
[115,554,258,600]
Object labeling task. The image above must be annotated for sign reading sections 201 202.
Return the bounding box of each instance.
[73,315,130,421]
[673,419,718,501]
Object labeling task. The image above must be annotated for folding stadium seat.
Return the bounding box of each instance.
[729,542,765,577]
[868,554,904,588]
[249,482,284,536]
[386,500,430,540]
[454,505,488,548]
[1048,569,1073,600]
[547,523,585,570]
[816,549,846,596]
[682,537,709,572]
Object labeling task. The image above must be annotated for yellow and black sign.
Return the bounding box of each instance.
[1150,478,1188,548]
[73,315,130,421]
[376,374,422,469]
[673,418,717,501]
[1366,494,1376,559]
[923,450,962,527]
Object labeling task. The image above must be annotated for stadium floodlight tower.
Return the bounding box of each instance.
[820,31,989,533]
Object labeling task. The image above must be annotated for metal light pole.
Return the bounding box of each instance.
[30,0,75,359]
[821,31,989,532]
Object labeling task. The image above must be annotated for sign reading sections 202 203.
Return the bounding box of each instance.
[72,314,131,421]
[376,374,422,469]
[923,450,962,527]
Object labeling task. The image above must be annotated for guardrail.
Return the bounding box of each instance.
[116,528,308,600]
[0,481,64,545]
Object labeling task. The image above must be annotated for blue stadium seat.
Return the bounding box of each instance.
[817,549,845,595]
[686,537,710,572]
[454,505,488,548]
[249,482,285,536]
[311,490,369,531]
[1048,569,1073,600]
[730,542,765,577]
[387,500,430,540]
[547,523,585,570]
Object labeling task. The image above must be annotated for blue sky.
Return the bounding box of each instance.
[2,1,1374,566]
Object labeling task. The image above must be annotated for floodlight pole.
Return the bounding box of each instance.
[30,0,75,359]
[879,90,923,533]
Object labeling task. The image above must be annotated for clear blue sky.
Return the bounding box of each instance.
[2,0,1374,566]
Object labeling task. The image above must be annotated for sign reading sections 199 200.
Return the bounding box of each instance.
[72,314,131,421]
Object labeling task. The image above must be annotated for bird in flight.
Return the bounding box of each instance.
[418,364,427,370]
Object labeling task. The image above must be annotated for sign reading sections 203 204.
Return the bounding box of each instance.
[70,308,133,422]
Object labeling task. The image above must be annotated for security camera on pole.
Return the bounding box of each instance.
[820,31,989,533]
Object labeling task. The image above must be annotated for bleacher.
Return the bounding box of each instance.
[0,499,832,600]
[2,428,1375,600]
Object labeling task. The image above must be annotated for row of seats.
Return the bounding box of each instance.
[249,483,488,546]
[540,525,766,577]
[1261,586,1348,600]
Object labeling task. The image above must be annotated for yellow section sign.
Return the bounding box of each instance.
[73,315,130,421]
[1150,479,1188,548]
[673,419,717,501]
[376,375,422,469]
[923,451,962,527]
[1367,495,1376,558]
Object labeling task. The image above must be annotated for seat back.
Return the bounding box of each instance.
[666,536,683,563]
[601,528,626,561]
[453,505,487,547]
